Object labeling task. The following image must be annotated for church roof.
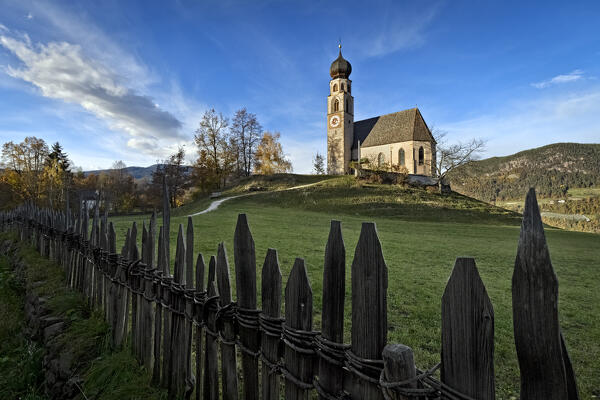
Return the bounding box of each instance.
[353,108,435,149]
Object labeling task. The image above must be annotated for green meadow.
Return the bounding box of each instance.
[109,176,600,399]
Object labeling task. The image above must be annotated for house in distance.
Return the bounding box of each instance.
[326,45,437,176]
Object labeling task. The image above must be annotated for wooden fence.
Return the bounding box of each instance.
[0,186,580,400]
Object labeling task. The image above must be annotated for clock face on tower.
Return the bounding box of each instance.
[329,115,340,128]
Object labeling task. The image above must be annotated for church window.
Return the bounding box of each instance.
[334,99,339,112]
[399,148,405,166]
[377,152,386,167]
[333,84,338,93]
[418,147,424,165]
[348,82,351,93]
[341,83,345,91]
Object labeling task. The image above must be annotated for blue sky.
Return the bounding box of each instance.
[1,0,599,173]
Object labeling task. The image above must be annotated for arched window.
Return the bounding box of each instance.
[418,147,424,165]
[399,148,405,166]
[334,99,339,112]
[341,83,345,91]
[348,82,351,93]
[377,152,386,167]
[333,84,338,92]
[345,99,348,111]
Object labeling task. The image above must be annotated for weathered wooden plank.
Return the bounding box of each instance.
[513,188,577,400]
[261,248,282,400]
[169,224,187,398]
[216,242,238,400]
[152,226,166,387]
[234,214,260,400]
[142,220,156,371]
[350,222,387,399]
[203,257,219,400]
[195,253,206,400]
[381,344,417,400]
[441,257,494,400]
[284,258,314,400]
[184,217,195,396]
[162,177,171,273]
[130,222,139,357]
[318,220,346,399]
[161,225,173,387]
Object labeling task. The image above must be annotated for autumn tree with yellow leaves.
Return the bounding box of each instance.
[253,132,292,175]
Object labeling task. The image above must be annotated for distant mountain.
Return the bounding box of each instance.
[448,143,600,201]
[84,164,192,182]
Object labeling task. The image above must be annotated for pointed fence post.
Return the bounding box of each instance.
[161,226,174,389]
[151,226,165,387]
[349,222,387,399]
[130,222,139,357]
[216,242,238,400]
[284,258,315,400]
[169,224,187,398]
[234,214,260,400]
[203,256,219,400]
[512,188,579,400]
[184,217,196,396]
[261,249,282,400]
[195,253,206,400]
[441,257,494,399]
[317,220,346,399]
[162,177,171,270]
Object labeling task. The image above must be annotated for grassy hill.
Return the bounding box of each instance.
[109,175,600,398]
[84,164,192,183]
[448,143,600,233]
[448,142,600,201]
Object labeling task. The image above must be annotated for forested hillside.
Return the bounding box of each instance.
[448,143,600,201]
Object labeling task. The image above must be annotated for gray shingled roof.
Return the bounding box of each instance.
[352,108,435,150]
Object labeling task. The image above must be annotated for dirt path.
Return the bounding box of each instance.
[187,181,326,217]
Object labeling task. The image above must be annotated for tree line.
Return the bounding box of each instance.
[0,108,292,213]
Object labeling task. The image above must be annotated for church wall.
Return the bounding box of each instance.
[360,140,435,176]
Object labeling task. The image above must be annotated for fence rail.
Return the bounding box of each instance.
[0,186,580,400]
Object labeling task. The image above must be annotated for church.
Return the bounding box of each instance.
[327,46,437,176]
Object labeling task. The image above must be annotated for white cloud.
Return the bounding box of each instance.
[0,32,186,155]
[26,12,33,20]
[358,2,442,58]
[440,87,600,158]
[0,24,8,32]
[531,69,584,89]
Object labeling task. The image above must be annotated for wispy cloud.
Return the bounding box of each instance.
[26,12,33,20]
[0,24,8,32]
[358,2,442,58]
[0,31,185,154]
[441,86,600,158]
[531,69,584,89]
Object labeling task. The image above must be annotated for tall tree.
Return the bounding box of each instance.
[194,109,234,189]
[254,132,292,175]
[103,161,136,213]
[150,146,191,207]
[1,136,49,204]
[44,142,72,208]
[313,152,325,175]
[230,108,262,177]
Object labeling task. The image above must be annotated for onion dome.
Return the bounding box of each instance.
[329,45,352,79]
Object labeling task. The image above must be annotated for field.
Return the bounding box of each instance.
[109,176,600,399]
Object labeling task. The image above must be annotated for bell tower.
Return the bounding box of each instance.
[327,45,354,175]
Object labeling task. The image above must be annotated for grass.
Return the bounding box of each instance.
[107,176,600,399]
[0,237,45,400]
[0,233,168,400]
[568,186,600,199]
